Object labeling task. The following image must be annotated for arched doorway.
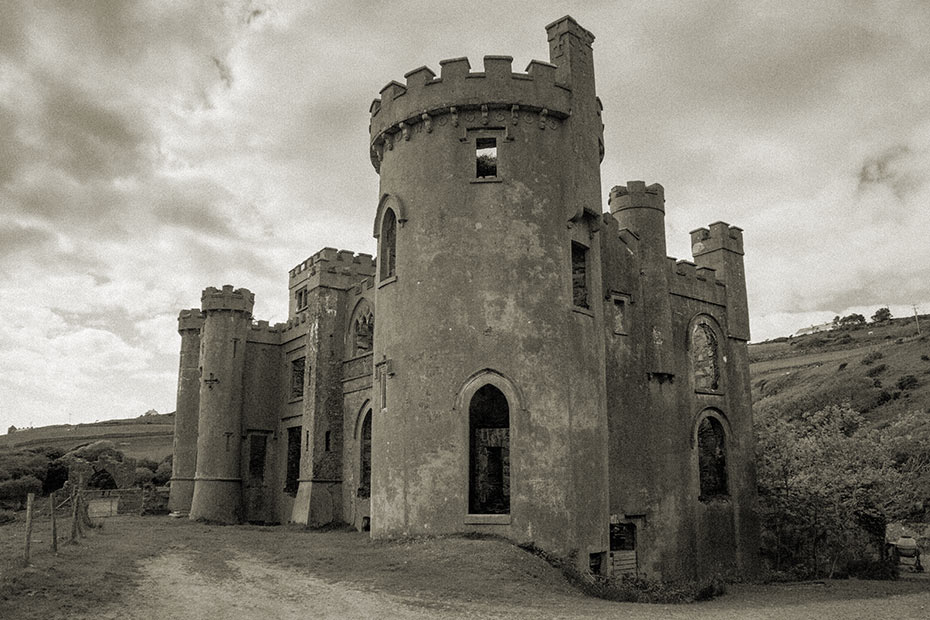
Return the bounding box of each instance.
[468,384,510,514]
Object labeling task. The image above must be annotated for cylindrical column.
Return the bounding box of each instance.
[189,285,253,523]
[168,308,204,515]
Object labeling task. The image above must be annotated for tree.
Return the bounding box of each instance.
[871,307,892,323]
[756,405,930,577]
[839,313,866,326]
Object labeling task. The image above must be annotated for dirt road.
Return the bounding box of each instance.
[91,548,930,620]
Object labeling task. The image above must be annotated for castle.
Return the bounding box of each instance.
[168,16,759,580]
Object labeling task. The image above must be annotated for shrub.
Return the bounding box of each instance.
[0,509,15,524]
[847,557,898,580]
[921,355,929,362]
[153,461,173,486]
[0,475,42,505]
[896,375,918,391]
[865,364,887,377]
[861,351,884,365]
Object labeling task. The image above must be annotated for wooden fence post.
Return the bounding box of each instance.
[23,492,35,567]
[50,491,58,554]
[70,486,79,543]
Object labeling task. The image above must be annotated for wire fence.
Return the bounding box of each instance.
[18,486,147,567]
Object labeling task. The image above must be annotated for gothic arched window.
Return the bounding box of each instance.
[358,410,372,499]
[469,384,510,514]
[697,416,728,499]
[380,208,396,280]
[692,322,720,391]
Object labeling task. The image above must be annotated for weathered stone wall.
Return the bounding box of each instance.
[369,16,609,567]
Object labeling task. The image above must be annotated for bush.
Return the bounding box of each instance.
[865,364,887,377]
[847,557,898,580]
[896,375,919,391]
[921,355,929,362]
[0,475,43,505]
[134,467,154,488]
[153,461,173,486]
[0,508,16,524]
[861,351,884,365]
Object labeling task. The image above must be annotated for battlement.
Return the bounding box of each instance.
[247,319,285,345]
[350,276,376,296]
[200,285,254,314]
[289,250,375,281]
[668,257,727,305]
[690,221,744,256]
[609,182,665,214]
[369,54,573,160]
[178,308,205,333]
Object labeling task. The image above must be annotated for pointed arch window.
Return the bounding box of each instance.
[349,301,374,356]
[469,384,510,515]
[692,321,720,391]
[697,416,728,499]
[358,410,372,498]
[380,209,396,280]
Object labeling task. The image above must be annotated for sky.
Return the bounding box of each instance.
[2,0,928,429]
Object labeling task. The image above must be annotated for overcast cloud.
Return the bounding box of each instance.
[2,1,928,429]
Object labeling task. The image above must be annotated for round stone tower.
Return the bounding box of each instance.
[167,308,204,515]
[368,16,610,565]
[189,285,253,523]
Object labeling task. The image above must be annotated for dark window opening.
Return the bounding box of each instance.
[380,209,397,280]
[354,312,374,355]
[324,430,331,452]
[476,137,497,178]
[612,298,626,334]
[291,357,306,400]
[589,552,606,575]
[358,411,372,498]
[285,426,301,496]
[572,242,589,309]
[469,384,510,514]
[692,323,720,391]
[610,522,636,551]
[698,417,728,499]
[248,434,267,486]
[295,287,308,310]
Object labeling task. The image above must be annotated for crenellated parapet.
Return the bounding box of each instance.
[668,259,727,305]
[248,319,285,345]
[178,308,205,333]
[201,285,254,315]
[289,249,375,282]
[369,55,573,172]
[609,181,665,214]
[690,222,744,257]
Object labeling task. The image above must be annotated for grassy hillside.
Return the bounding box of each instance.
[0,413,174,461]
[750,316,930,424]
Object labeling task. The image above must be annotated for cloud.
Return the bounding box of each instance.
[1,0,929,426]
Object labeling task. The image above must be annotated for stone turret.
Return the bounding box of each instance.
[610,182,674,375]
[189,286,254,523]
[367,15,609,570]
[168,308,204,515]
[691,223,750,341]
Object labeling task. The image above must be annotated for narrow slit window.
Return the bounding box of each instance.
[284,426,301,496]
[572,242,589,309]
[380,209,396,280]
[476,137,497,178]
[291,357,306,400]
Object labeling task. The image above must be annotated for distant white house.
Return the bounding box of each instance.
[795,322,836,336]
